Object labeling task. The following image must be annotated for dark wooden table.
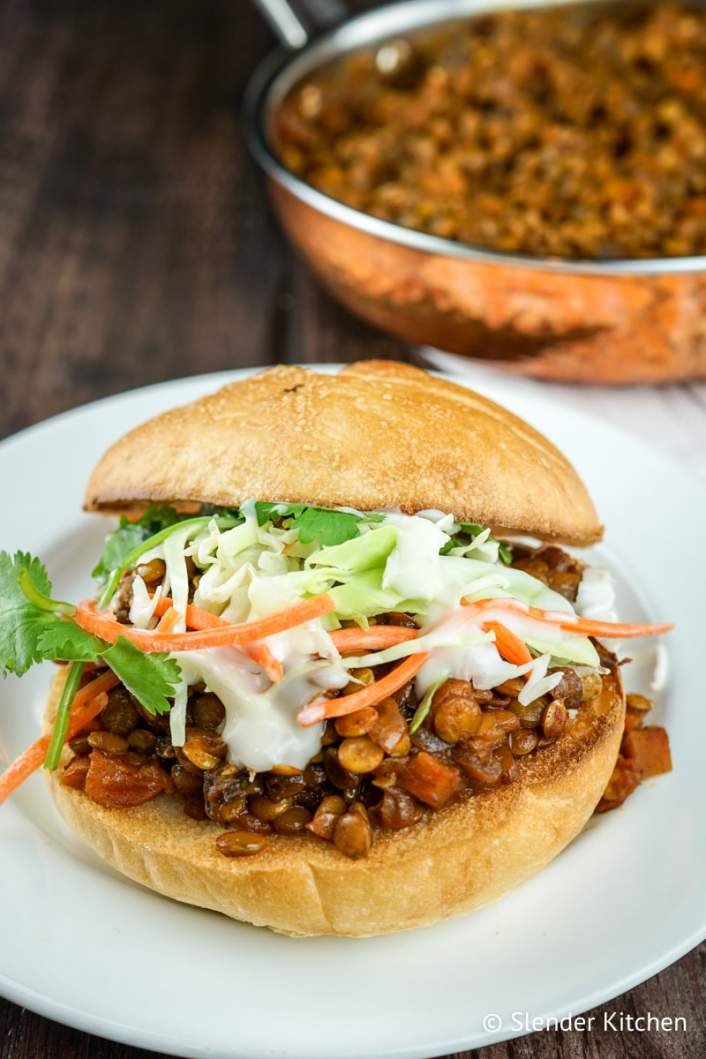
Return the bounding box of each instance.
[0,1,703,1056]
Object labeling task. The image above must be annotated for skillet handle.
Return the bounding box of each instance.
[252,0,348,49]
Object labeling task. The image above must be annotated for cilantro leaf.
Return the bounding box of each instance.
[456,521,485,538]
[255,502,367,547]
[3,550,52,597]
[294,508,362,546]
[36,623,104,662]
[254,501,304,525]
[133,504,183,530]
[201,504,242,521]
[0,552,64,676]
[91,522,147,584]
[102,637,181,715]
[92,505,182,586]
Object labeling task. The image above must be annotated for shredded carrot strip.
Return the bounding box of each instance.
[483,620,532,664]
[245,644,284,683]
[462,597,672,639]
[156,606,180,633]
[330,626,419,654]
[152,597,221,630]
[0,671,119,806]
[297,652,430,727]
[151,596,284,681]
[75,593,335,652]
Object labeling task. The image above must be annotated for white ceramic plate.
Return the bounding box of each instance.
[1,367,704,1059]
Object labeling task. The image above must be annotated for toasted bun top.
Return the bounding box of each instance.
[84,361,601,544]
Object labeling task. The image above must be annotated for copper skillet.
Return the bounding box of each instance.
[245,0,706,384]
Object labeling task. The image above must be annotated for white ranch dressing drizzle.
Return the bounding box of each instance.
[175,569,348,769]
[171,647,349,771]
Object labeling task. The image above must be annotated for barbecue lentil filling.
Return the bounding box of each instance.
[273,2,706,259]
[60,543,620,860]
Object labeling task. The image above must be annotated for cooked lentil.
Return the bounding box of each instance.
[100,686,140,736]
[190,692,226,731]
[338,735,385,774]
[68,734,92,756]
[508,728,540,756]
[136,557,166,584]
[273,2,706,259]
[127,728,157,753]
[249,794,294,821]
[542,698,568,740]
[334,705,378,737]
[87,731,128,756]
[216,831,268,857]
[307,794,346,840]
[333,802,373,858]
[272,806,313,835]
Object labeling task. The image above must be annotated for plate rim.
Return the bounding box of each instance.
[1,924,704,1059]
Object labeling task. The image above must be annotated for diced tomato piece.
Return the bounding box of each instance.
[596,754,642,812]
[398,751,461,809]
[623,726,672,779]
[61,757,90,791]
[623,707,645,734]
[84,750,171,808]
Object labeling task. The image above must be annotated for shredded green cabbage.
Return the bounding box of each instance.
[307,526,397,573]
[409,677,447,734]
[95,502,601,673]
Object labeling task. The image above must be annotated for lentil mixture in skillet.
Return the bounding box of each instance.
[274,2,706,259]
[46,504,671,860]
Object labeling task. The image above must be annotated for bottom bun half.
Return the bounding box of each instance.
[46,667,624,937]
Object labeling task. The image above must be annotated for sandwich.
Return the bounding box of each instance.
[0,361,673,936]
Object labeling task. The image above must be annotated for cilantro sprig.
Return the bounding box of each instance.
[44,661,86,770]
[255,502,383,547]
[0,552,102,677]
[0,550,182,768]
